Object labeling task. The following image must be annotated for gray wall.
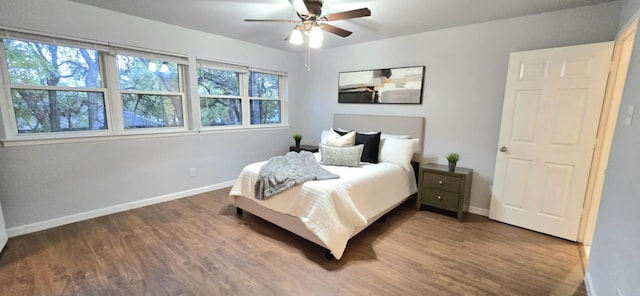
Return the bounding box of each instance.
[1,4,637,294]
[0,0,303,231]
[299,2,621,212]
[587,1,640,295]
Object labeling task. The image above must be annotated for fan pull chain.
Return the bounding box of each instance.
[304,36,311,71]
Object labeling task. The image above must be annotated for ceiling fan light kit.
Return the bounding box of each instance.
[245,0,371,71]
[289,28,304,45]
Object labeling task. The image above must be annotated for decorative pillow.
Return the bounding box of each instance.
[380,137,419,171]
[381,133,410,139]
[320,144,364,167]
[355,131,381,163]
[333,128,352,137]
[326,129,356,147]
[320,129,330,145]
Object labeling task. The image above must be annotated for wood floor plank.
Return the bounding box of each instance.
[0,187,587,295]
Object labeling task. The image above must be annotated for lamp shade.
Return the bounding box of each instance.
[309,38,322,48]
[309,25,324,42]
[289,29,304,45]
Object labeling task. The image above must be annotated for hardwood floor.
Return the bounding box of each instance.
[0,187,586,296]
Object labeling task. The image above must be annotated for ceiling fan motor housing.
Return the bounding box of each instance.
[304,0,323,17]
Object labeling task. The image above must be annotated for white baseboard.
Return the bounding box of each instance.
[7,181,235,238]
[585,271,596,296]
[469,206,489,216]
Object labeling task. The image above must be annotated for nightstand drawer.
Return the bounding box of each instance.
[423,173,461,192]
[422,188,460,210]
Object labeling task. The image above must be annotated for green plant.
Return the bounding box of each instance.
[444,152,461,163]
[293,133,303,141]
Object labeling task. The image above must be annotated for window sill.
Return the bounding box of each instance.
[1,130,198,147]
[198,124,290,135]
[1,124,291,147]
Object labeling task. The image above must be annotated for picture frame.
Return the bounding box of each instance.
[338,66,425,104]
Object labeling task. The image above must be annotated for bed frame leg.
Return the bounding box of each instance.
[324,249,335,261]
[236,207,243,215]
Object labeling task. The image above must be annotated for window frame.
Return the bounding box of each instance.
[196,60,247,129]
[196,60,288,130]
[113,49,189,133]
[0,33,114,141]
[248,70,286,126]
[0,30,288,147]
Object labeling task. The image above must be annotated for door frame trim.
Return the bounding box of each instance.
[577,20,638,248]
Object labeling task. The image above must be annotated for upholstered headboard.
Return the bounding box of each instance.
[333,114,425,162]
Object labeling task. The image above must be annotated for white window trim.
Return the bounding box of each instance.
[0,30,288,147]
[196,61,288,130]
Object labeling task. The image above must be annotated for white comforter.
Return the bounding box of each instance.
[229,154,417,259]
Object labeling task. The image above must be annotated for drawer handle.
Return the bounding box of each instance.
[437,195,442,200]
[438,180,444,185]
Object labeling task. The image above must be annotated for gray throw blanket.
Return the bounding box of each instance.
[255,151,339,200]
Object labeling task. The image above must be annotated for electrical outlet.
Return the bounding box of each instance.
[190,168,196,177]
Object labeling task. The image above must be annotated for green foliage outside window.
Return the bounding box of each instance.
[3,39,106,133]
[1,34,286,139]
[117,55,184,128]
[197,68,242,126]
[249,71,281,124]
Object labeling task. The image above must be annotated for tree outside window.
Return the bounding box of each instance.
[197,67,242,126]
[3,39,106,133]
[117,55,184,129]
[249,71,281,125]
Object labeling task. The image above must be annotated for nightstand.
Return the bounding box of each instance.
[416,163,473,221]
[289,145,319,153]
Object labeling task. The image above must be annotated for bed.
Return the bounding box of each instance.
[229,114,425,259]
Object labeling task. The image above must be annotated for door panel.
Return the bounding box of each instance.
[490,42,614,240]
[512,91,541,142]
[502,158,532,210]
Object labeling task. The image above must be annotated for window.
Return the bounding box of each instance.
[196,62,286,128]
[2,38,107,134]
[117,53,185,129]
[249,71,281,125]
[197,66,242,126]
[0,31,287,145]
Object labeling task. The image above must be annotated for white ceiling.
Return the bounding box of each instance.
[69,0,617,52]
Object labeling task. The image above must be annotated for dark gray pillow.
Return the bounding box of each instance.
[355,131,381,163]
[335,129,381,163]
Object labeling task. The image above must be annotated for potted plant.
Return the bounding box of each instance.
[444,152,461,172]
[293,133,303,148]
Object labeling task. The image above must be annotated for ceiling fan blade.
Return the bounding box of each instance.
[289,0,310,16]
[323,8,371,22]
[320,23,352,38]
[244,19,298,23]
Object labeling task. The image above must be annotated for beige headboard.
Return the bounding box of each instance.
[333,114,425,162]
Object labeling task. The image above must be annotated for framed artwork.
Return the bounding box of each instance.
[338,66,425,104]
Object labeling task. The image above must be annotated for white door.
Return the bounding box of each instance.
[489,42,614,241]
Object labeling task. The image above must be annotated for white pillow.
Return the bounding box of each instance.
[320,129,330,145]
[380,137,418,171]
[381,133,410,139]
[320,144,363,167]
[326,129,356,147]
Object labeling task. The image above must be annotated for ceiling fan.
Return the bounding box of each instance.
[244,0,371,40]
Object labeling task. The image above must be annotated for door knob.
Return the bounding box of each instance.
[500,146,508,152]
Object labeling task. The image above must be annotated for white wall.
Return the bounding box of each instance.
[299,2,621,212]
[0,0,304,233]
[0,1,628,254]
[587,1,640,295]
